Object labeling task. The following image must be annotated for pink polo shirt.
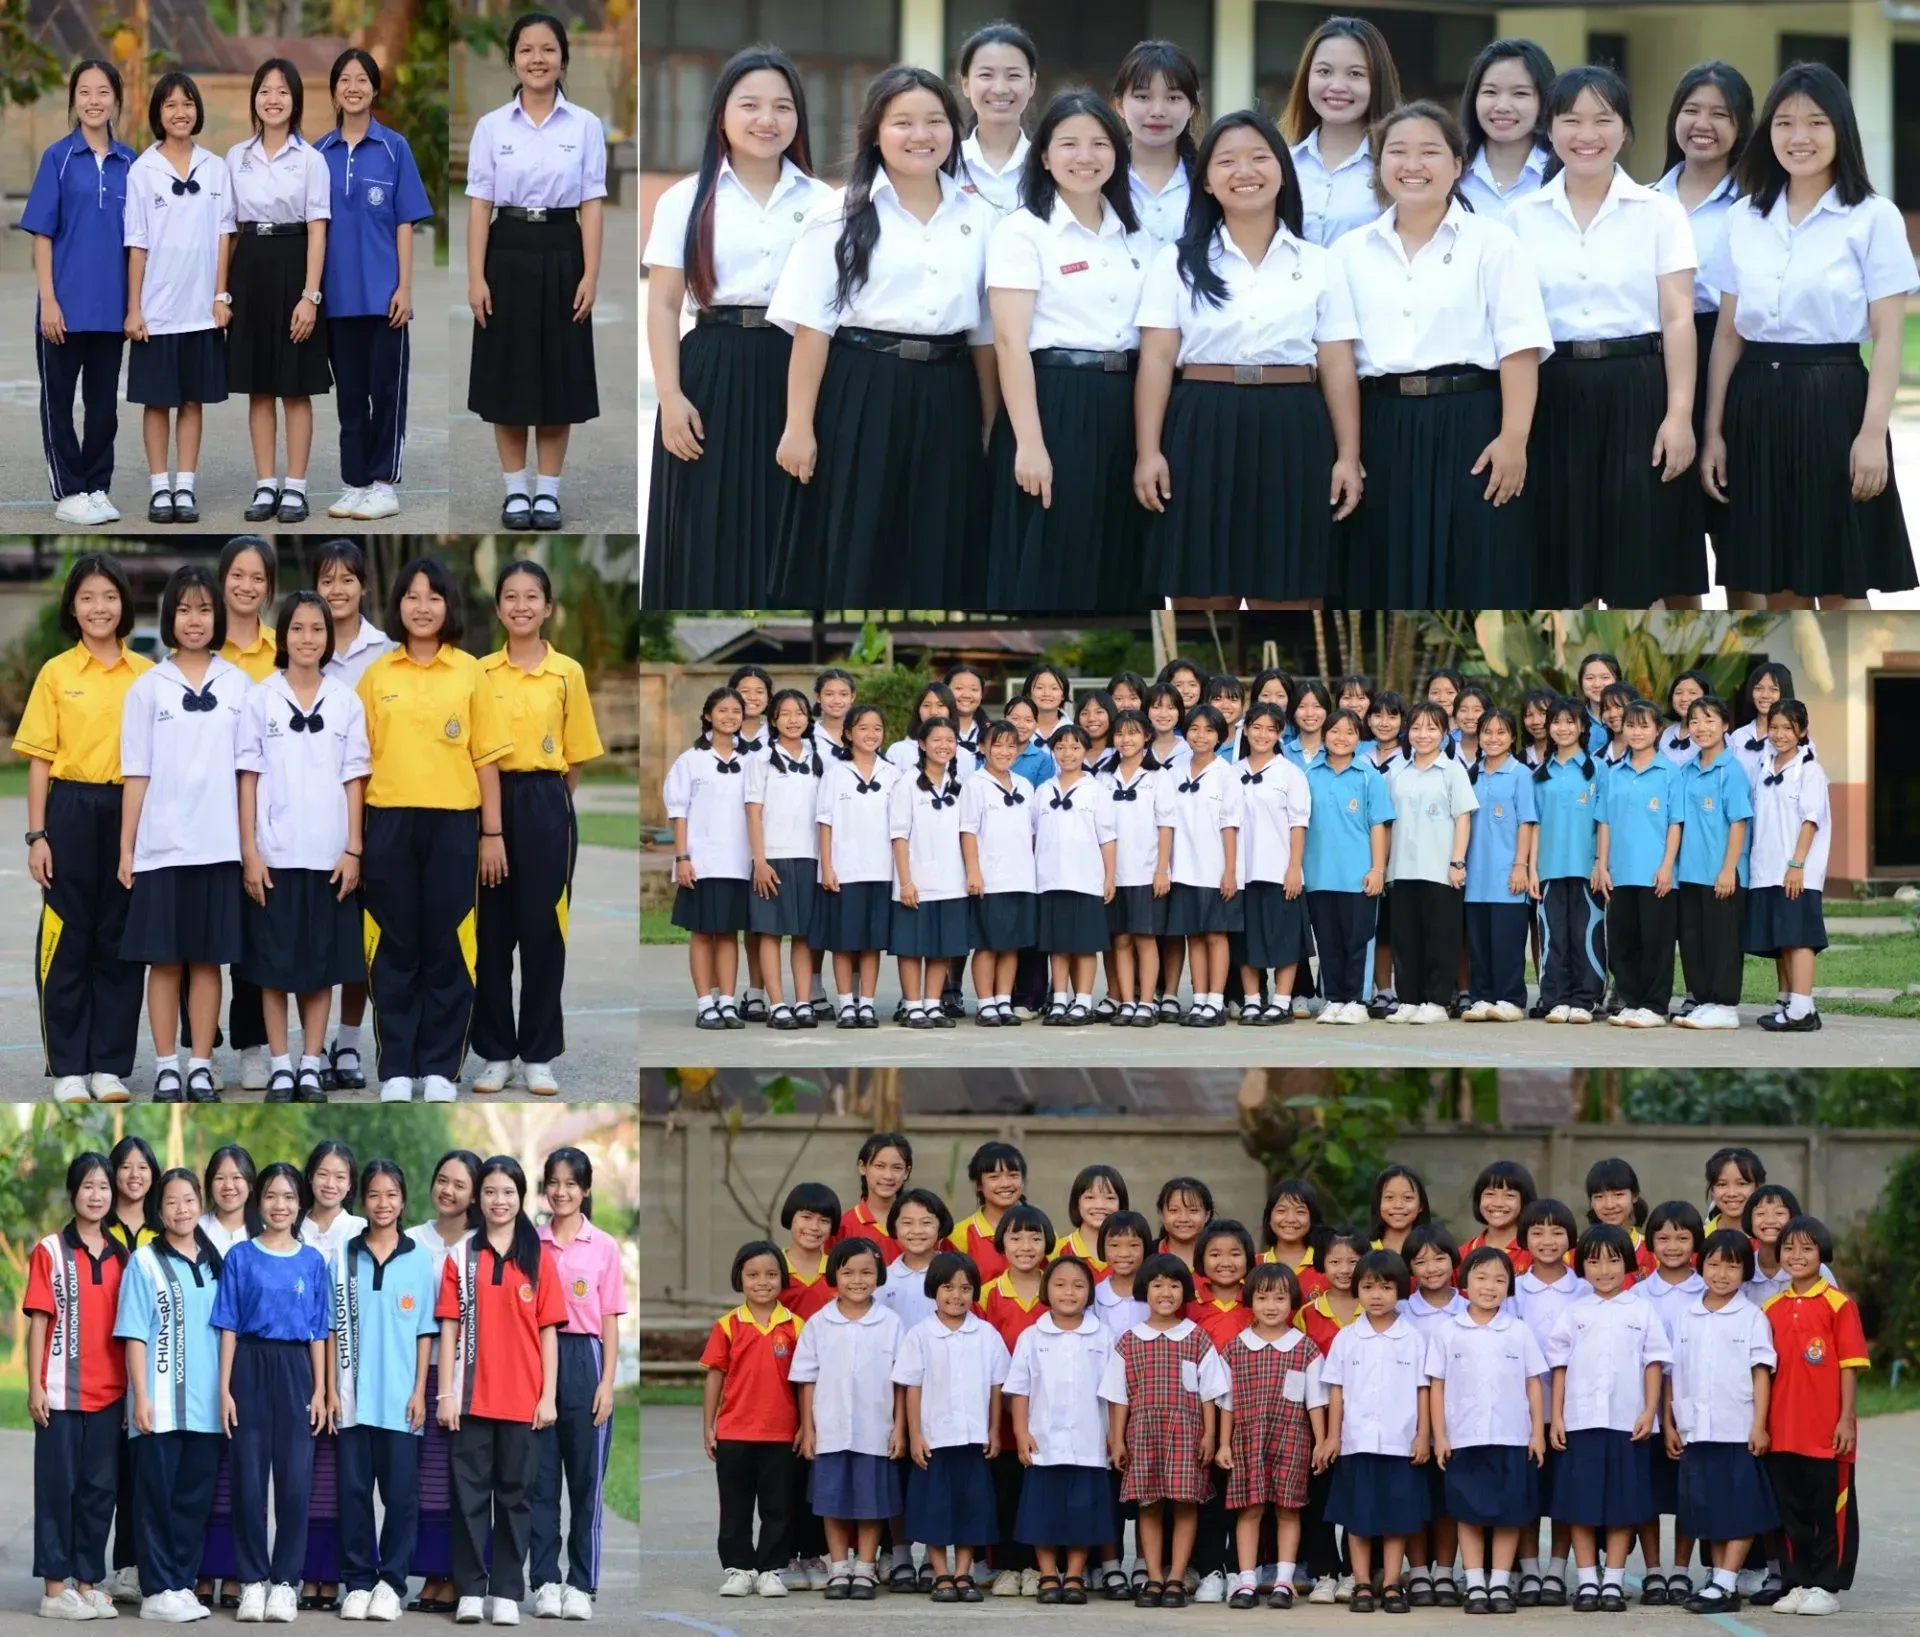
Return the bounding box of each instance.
[537,1218,629,1337]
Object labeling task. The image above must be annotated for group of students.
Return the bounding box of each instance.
[701,1133,1866,1617]
[14,540,603,1103]
[641,20,1918,611]
[663,650,1832,1036]
[28,9,608,532]
[27,1137,625,1625]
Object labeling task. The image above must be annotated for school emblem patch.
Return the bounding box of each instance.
[445,717,462,739]
[1804,1337,1826,1366]
[367,185,386,206]
[399,1294,416,1311]
[772,1339,789,1358]
[572,1278,589,1297]
[1346,798,1358,812]
[1493,804,1505,818]
[543,735,556,755]
[518,1282,534,1303]
[1647,797,1661,811]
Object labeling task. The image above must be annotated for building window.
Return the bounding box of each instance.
[640,0,898,173]
[1895,43,1920,209]
[1585,32,1628,76]
[942,0,1214,112]
[1256,4,1491,120]
[1779,33,1850,78]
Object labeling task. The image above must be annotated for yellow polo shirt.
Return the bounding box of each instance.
[479,645,606,774]
[11,642,154,784]
[356,645,511,811]
[219,626,278,682]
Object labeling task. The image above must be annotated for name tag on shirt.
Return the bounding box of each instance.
[1060,261,1089,275]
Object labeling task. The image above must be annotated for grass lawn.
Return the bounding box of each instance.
[642,907,689,945]
[0,1368,28,1431]
[1823,899,1916,919]
[1738,930,1920,1018]
[1906,309,1920,381]
[578,811,640,850]
[0,764,28,798]
[607,1391,639,1520]
[1858,1376,1920,1419]
[641,1383,704,1408]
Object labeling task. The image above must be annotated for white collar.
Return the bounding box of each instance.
[507,89,576,128]
[1688,1290,1754,1317]
[870,165,966,213]
[1447,1305,1516,1332]
[1369,199,1468,260]
[1644,1270,1705,1294]
[1538,163,1651,228]
[1764,184,1851,226]
[239,130,306,158]
[263,668,342,708]
[1130,1318,1196,1342]
[1238,1327,1305,1354]
[815,1300,891,1327]
[1131,162,1189,199]
[155,653,240,691]
[1300,125,1370,173]
[135,142,214,174]
[1411,1289,1466,1314]
[1046,193,1125,239]
[1036,1312,1101,1337]
[1471,143,1548,188]
[1518,1268,1578,1293]
[963,128,1029,177]
[921,1311,987,1340]
[1350,1314,1415,1342]
[719,154,810,207]
[1654,162,1738,211]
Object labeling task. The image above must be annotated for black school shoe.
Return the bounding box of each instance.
[531,494,563,530]
[148,490,176,523]
[245,483,280,522]
[154,1067,183,1102]
[186,1066,219,1102]
[1758,1008,1821,1032]
[502,493,533,529]
[172,489,199,524]
[265,1068,296,1103]
[294,1065,327,1102]
[326,1041,367,1089]
[277,490,309,524]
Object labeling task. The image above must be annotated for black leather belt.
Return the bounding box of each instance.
[1741,343,1859,367]
[238,221,305,237]
[1364,367,1497,397]
[496,205,578,222]
[1558,332,1662,361]
[835,327,969,363]
[1031,347,1137,374]
[696,305,772,329]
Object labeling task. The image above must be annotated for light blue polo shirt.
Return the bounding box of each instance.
[20,129,136,332]
[1600,755,1681,888]
[328,1232,441,1433]
[1304,758,1390,892]
[1585,712,1609,757]
[1464,760,1537,904]
[1011,738,1056,787]
[1386,754,1479,885]
[314,119,433,317]
[1282,739,1327,774]
[1533,754,1600,881]
[1676,750,1753,888]
[115,1239,223,1436]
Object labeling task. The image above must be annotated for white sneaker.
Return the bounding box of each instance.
[1608,1006,1635,1026]
[1545,1004,1571,1023]
[803,1559,834,1591]
[472,1060,515,1093]
[81,1592,115,1619]
[1461,1000,1492,1021]
[1020,1569,1044,1597]
[1345,1000,1372,1023]
[533,1583,567,1615]
[328,488,369,518]
[488,1599,521,1626]
[236,1584,268,1623]
[1492,1000,1526,1021]
[55,493,104,526]
[378,1077,414,1102]
[990,1570,1022,1597]
[754,1572,787,1598]
[1695,1005,1740,1030]
[1194,1571,1228,1603]
[1567,1007,1593,1024]
[54,1074,91,1103]
[559,1591,590,1622]
[88,1072,130,1102]
[1798,1588,1840,1615]
[354,484,401,520]
[1385,1003,1418,1024]
[454,1600,485,1624]
[523,1062,559,1094]
[366,1585,402,1622]
[338,1590,372,1621]
[107,1572,141,1605]
[1308,1576,1339,1605]
[1315,1002,1344,1023]
[423,1074,459,1102]
[239,1046,272,1089]
[138,1591,189,1622]
[263,1584,297,1623]
[1772,1587,1806,1613]
[1336,1574,1356,1603]
[89,491,121,523]
[39,1586,96,1619]
[1415,1002,1449,1024]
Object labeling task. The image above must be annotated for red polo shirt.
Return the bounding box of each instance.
[781,1250,835,1320]
[1187,1295,1253,1352]
[436,1241,567,1422]
[946,1211,1009,1284]
[701,1303,803,1443]
[24,1224,126,1412]
[1763,1280,1869,1459]
[837,1201,901,1265]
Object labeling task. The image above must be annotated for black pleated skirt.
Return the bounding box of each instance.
[744,857,819,938]
[671,877,750,934]
[237,867,364,991]
[889,895,971,958]
[1743,885,1827,956]
[1343,384,1529,607]
[227,231,332,398]
[970,889,1036,952]
[1677,1442,1778,1542]
[773,334,985,607]
[1720,344,1915,595]
[121,863,244,965]
[643,319,792,608]
[985,365,1140,611]
[1244,880,1311,969]
[468,213,600,426]
[1692,311,1728,540]
[1165,881,1243,936]
[810,879,893,953]
[1109,882,1167,937]
[1530,348,1704,607]
[127,329,228,409]
[1035,889,1110,954]
[1148,379,1335,601]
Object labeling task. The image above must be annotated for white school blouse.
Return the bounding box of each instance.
[787,1301,903,1457]
[1032,774,1116,897]
[815,757,899,884]
[986,196,1151,353]
[1155,756,1243,890]
[323,620,398,688]
[769,168,995,344]
[1335,202,1552,376]
[1100,764,1168,888]
[885,738,978,780]
[876,1257,937,1335]
[197,1214,250,1254]
[1386,754,1479,885]
[120,655,248,871]
[123,144,236,334]
[1458,144,1549,222]
[1508,168,1696,341]
[1426,1308,1547,1448]
[1660,728,1701,769]
[1005,1313,1115,1468]
[301,1210,367,1261]
[958,768,1038,894]
[1399,1287,1468,1345]
[225,131,330,224]
[1136,226,1358,367]
[1235,754,1312,887]
[236,673,371,872]
[1653,165,1740,314]
[888,772,967,902]
[1544,1291,1672,1433]
[1129,163,1191,252]
[1511,1269,1591,1359]
[406,1219,473,1366]
[662,744,751,881]
[891,1310,1011,1449]
[1291,127,1381,247]
[465,91,609,209]
[959,130,1029,215]
[1700,187,1918,344]
[1632,1269,1705,1339]
[1094,1280,1148,1337]
[1748,750,1831,892]
[1320,1314,1426,1456]
[1097,1318,1230,1405]
[744,748,822,861]
[1732,724,1818,791]
[1663,1292,1776,1446]
[642,158,832,311]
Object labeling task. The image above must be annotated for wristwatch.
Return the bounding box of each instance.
[1449,859,1467,869]
[213,292,232,306]
[24,830,47,845]
[303,290,323,306]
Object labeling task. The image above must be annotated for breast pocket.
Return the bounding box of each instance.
[1179,1359,1201,1393]
[1283,1369,1307,1403]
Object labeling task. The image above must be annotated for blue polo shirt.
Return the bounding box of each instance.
[1600,754,1681,888]
[1533,754,1600,881]
[209,1239,331,1343]
[1282,739,1327,773]
[1585,712,1609,757]
[114,1239,222,1436]
[328,1232,440,1433]
[1676,749,1753,888]
[1011,738,1055,787]
[20,129,136,332]
[1304,758,1390,892]
[314,119,432,317]
[1464,760,1537,904]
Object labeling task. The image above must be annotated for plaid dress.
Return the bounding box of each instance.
[1223,1332,1321,1511]
[1117,1325,1218,1505]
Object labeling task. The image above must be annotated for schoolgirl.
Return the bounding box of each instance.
[1304,708,1389,1024]
[1457,1160,1535,1272]
[1231,704,1311,1023]
[1544,1224,1670,1610]
[1292,1229,1362,1603]
[1585,1157,1657,1277]
[1368,1166,1431,1261]
[1334,103,1551,606]
[1132,110,1361,603]
[1596,681,1636,771]
[972,1212,1051,1597]
[1510,65,1703,608]
[944,665,991,759]
[1111,40,1200,251]
[434,1156,565,1623]
[15,554,150,1102]
[236,591,370,1101]
[642,48,823,602]
[1031,726,1117,1023]
[814,703,898,1025]
[841,1135,912,1262]
[1530,698,1605,1023]
[1206,676,1246,762]
[1144,682,1191,773]
[779,1183,840,1320]
[1453,684,1493,762]
[1404,1236,1469,1607]
[1259,1179,1330,1298]
[1364,697,1406,1012]
[1595,699,1683,1027]
[1745,1184,1831,1306]
[1384,703,1477,1024]
[667,690,749,1028]
[1076,692,1117,772]
[946,1141,1028,1286]
[887,717,969,1026]
[1732,660,1798,786]
[1094,1214,1153,1338]
[1457,39,1554,220]
[1705,1145,1766,1236]
[957,23,1036,213]
[1401,1225,1466,1344]
[354,558,510,1099]
[1282,681,1330,771]
[702,1242,803,1600]
[473,560,605,1091]
[1672,696,1750,1030]
[1005,696,1056,787]
[1427,1246,1548,1613]
[210,1162,330,1623]
[1660,668,1710,766]
[1330,673,1369,717]
[1156,1178,1215,1280]
[191,1148,253,1609]
[296,1141,366,1610]
[1519,688,1554,768]
[959,722,1038,1024]
[530,1149,626,1616]
[225,58,332,524]
[810,668,856,767]
[1281,16,1399,246]
[466,12,608,530]
[118,564,247,1100]
[877,1191,950,1337]
[1153,705,1243,1025]
[986,91,1148,612]
[1296,1228,1366,1355]
[124,71,233,525]
[1575,653,1622,755]
[1460,708,1535,1020]
[1058,1164,1126,1271]
[1425,667,1463,724]
[26,61,136,527]
[1506,1199,1587,1604]
[87,1137,149,1599]
[405,1151,482,1615]
[769,67,995,606]
[1748,701,1830,1032]
[1701,61,1917,603]
[1632,1202,1710,1602]
[725,666,771,757]
[884,684,978,779]
[1022,664,1072,741]
[1159,658,1206,711]
[315,49,431,521]
[26,1153,126,1622]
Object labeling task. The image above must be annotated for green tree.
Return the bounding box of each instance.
[1,0,62,107]
[1849,1146,1920,1370]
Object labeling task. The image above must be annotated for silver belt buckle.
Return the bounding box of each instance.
[524,206,548,223]
[1402,375,1429,397]
[1233,363,1262,386]
[1102,351,1129,373]
[740,307,769,329]
[1570,340,1603,361]
[899,338,933,363]
[252,221,276,235]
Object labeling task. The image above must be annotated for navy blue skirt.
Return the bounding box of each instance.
[671,876,750,935]
[970,890,1036,953]
[1444,1445,1540,1528]
[1036,889,1110,954]
[127,328,229,408]
[1244,880,1311,969]
[745,857,820,939]
[1677,1441,1778,1542]
[810,879,892,954]
[1016,1464,1114,1547]
[237,867,364,992]
[1164,881,1243,937]
[811,1450,904,1521]
[905,1444,997,1547]
[1648,1436,1680,1515]
[121,862,244,965]
[1326,1453,1430,1538]
[1743,886,1827,956]
[1551,1428,1652,1527]
[1108,883,1166,937]
[890,896,971,959]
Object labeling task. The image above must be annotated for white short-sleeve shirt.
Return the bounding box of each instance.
[119,655,248,871]
[1235,753,1312,886]
[1387,754,1480,884]
[1458,144,1549,223]
[1426,1308,1547,1448]
[1032,773,1116,897]
[885,738,978,780]
[744,746,822,861]
[642,159,831,312]
[662,744,751,881]
[1321,1314,1427,1456]
[958,768,1038,894]
[124,145,236,335]
[875,1257,937,1336]
[1663,1292,1777,1446]
[1701,188,1918,344]
[1748,749,1831,892]
[1004,1313,1114,1468]
[465,92,608,208]
[769,169,995,344]
[1632,1269,1706,1358]
[1135,227,1358,367]
[1129,163,1191,252]
[224,132,330,225]
[1400,1287,1468,1344]
[1156,755,1243,889]
[987,197,1151,352]
[1100,763,1167,887]
[1508,168,1697,341]
[1335,203,1554,375]
[1544,1291,1673,1433]
[890,1311,1011,1449]
[1291,128,1382,247]
[235,672,371,872]
[959,130,1029,215]
[1096,1318,1230,1405]
[323,620,398,688]
[1653,164,1741,314]
[787,1301,903,1457]
[1512,1268,1591,1358]
[888,771,967,902]
[1094,1279,1148,1338]
[815,757,899,883]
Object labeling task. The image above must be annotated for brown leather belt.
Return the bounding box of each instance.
[1364,368,1497,397]
[1558,332,1663,361]
[1179,363,1318,385]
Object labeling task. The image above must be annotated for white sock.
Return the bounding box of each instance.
[300,1054,324,1073]
[1519,1557,1539,1580]
[852,1559,874,1578]
[1466,1569,1487,1590]
[336,1024,360,1050]
[156,1053,178,1074]
[174,471,195,493]
[1209,991,1224,1009]
[535,473,561,499]
[149,472,171,494]
[1275,1561,1296,1590]
[504,468,530,497]
[906,1000,924,1017]
[1231,1569,1255,1591]
[1490,1570,1510,1590]
[746,986,766,1004]
[1712,1568,1737,1592]
[1601,1565,1623,1591]
[995,994,1011,1011]
[1426,1563,1441,1583]
[188,1056,211,1076]
[837,992,854,1014]
[693,994,710,1018]
[1052,989,1069,1006]
[1073,991,1092,1009]
[1578,1566,1598,1589]
[284,476,307,496]
[271,1053,292,1075]
[1787,991,1814,1019]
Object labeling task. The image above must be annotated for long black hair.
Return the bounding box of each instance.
[479,1155,546,1285]
[834,67,965,312]
[1662,60,1754,177]
[153,1168,224,1270]
[543,1147,595,1221]
[1738,61,1874,213]
[204,1143,264,1239]
[304,1140,359,1213]
[431,1149,486,1232]
[681,49,812,308]
[1459,38,1555,162]
[1176,110,1303,309]
[1020,90,1140,231]
[108,1136,161,1232]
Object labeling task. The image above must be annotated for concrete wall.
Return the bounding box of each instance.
[640,1113,1918,1312]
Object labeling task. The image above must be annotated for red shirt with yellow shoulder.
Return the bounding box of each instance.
[1158,1238,1213,1303]
[1458,1233,1534,1278]
[945,1211,1009,1284]
[837,1201,901,1265]
[1054,1226,1110,1279]
[1187,1294,1253,1352]
[781,1250,835,1321]
[1295,1292,1360,1357]
[700,1302,804,1443]
[435,1240,568,1423]
[1762,1279,1869,1460]
[1260,1245,1331,1299]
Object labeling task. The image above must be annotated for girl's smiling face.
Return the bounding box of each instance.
[1379,115,1462,208]
[1475,58,1540,148]
[773,696,811,744]
[1370,706,1402,744]
[433,1161,474,1219]
[172,587,217,654]
[1479,715,1514,762]
[935,1271,975,1319]
[310,1154,352,1211]
[834,1251,879,1303]
[817,679,854,721]
[1356,1272,1399,1318]
[1464,1257,1511,1312]
[74,66,117,131]
[1779,1231,1822,1283]
[1307,34,1372,126]
[1244,711,1278,756]
[893,1202,941,1258]
[284,601,329,670]
[399,572,448,642]
[259,1175,301,1234]
[254,67,292,130]
[1523,700,1547,739]
[1768,711,1801,757]
[1409,1245,1453,1293]
[1117,71,1192,153]
[1674,79,1735,165]
[848,711,885,755]
[1250,1279,1295,1330]
[985,731,1018,773]
[1325,714,1359,758]
[1105,1231,1144,1278]
[1670,677,1704,720]
[1046,1264,1091,1320]
[706,696,743,738]
[1711,1162,1757,1223]
[1479,1182,1523,1230]
[158,85,198,140]
[544,1160,584,1220]
[1651,1221,1696,1269]
[860,1144,909,1204]
[1771,91,1836,178]
[1701,1249,1745,1300]
[1114,719,1148,761]
[211,1158,250,1215]
[1293,694,1326,735]
[1601,696,1626,732]
[1201,1236,1247,1291]
[1076,1176,1120,1232]
[480,1171,521,1228]
[497,570,552,641]
[1454,694,1484,734]
[1077,698,1111,740]
[1427,676,1459,713]
[1584,1245,1627,1296]
[160,1177,201,1238]
[1146,1273,1187,1316]
[1051,733,1085,775]
[980,1165,1025,1211]
[878,87,954,175]
[1691,706,1727,754]
[1269,1194,1311,1245]
[332,56,375,119]
[512,22,565,92]
[789,1208,833,1254]
[224,548,269,617]
[1407,713,1443,756]
[724,67,799,161]
[1149,696,1181,735]
[1111,682,1141,711]
[741,1252,785,1306]
[1204,125,1283,215]
[1006,703,1036,745]
[363,1171,405,1232]
[316,559,364,625]
[1321,1242,1359,1292]
[1580,661,1617,704]
[965,40,1034,127]
[73,1167,112,1226]
[1551,84,1627,177]
[921,724,957,773]
[1160,1190,1209,1243]
[117,1151,153,1202]
[1590,1186,1636,1228]
[1749,1195,1791,1244]
[1184,715,1220,756]
[1624,711,1658,753]
[1749,672,1781,715]
[1525,1220,1570,1267]
[1378,1175,1422,1230]
[1208,692,1241,728]
[72,574,124,643]
[1549,711,1583,751]
[1028,672,1065,713]
[948,671,982,717]
[1171,671,1202,708]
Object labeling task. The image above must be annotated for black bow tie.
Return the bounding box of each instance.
[180,687,217,713]
[1179,777,1202,793]
[713,757,741,775]
[1241,769,1262,785]
[1764,771,1785,786]
[1667,734,1689,751]
[831,743,852,760]
[1050,790,1074,810]
[775,752,809,774]
[738,735,763,754]
[170,173,201,196]
[853,774,882,794]
[1002,789,1025,807]
[1112,785,1139,802]
[288,708,324,733]
[930,791,956,810]
[1744,734,1766,752]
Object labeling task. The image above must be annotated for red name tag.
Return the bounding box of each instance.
[1060,260,1090,275]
